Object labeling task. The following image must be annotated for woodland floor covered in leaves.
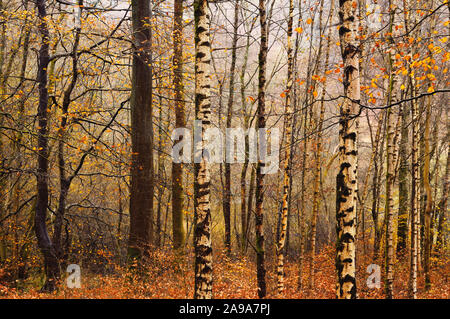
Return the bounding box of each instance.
[1,245,448,299]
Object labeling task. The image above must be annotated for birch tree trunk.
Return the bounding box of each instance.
[255,0,268,299]
[409,79,420,300]
[276,0,294,295]
[336,0,359,299]
[384,0,400,298]
[397,101,409,255]
[193,0,213,299]
[403,0,419,299]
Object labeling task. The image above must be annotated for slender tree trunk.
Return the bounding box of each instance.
[384,0,400,298]
[53,3,82,261]
[193,0,213,299]
[171,0,186,251]
[435,119,449,255]
[155,89,165,247]
[10,0,31,279]
[276,0,294,295]
[336,0,359,299]
[309,0,333,290]
[423,96,433,290]
[369,111,385,261]
[409,83,420,300]
[239,91,250,254]
[384,95,396,299]
[223,0,240,254]
[255,0,268,299]
[297,111,307,290]
[35,0,60,292]
[403,0,419,299]
[245,164,256,253]
[397,102,409,255]
[238,11,255,254]
[423,2,436,289]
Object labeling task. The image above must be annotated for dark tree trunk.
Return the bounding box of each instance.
[128,0,154,260]
[35,0,60,292]
[222,0,240,255]
[255,0,268,299]
[171,0,186,251]
[397,102,409,255]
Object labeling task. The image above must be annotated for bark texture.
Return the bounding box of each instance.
[193,0,213,299]
[35,0,60,292]
[128,0,154,260]
[276,0,294,294]
[336,0,360,299]
[171,0,186,251]
[255,0,268,299]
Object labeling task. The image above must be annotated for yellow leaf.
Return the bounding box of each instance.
[306,18,312,25]
[295,27,303,33]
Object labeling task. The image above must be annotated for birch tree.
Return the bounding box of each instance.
[336,0,360,299]
[276,0,294,295]
[193,0,213,299]
[255,0,268,299]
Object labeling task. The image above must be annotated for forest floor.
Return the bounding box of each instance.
[1,245,448,299]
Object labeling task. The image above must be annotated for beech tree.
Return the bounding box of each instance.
[34,0,60,292]
[128,0,154,261]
